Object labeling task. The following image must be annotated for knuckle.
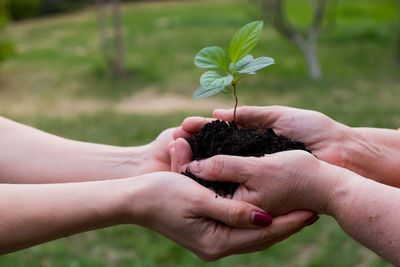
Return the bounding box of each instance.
[209,155,227,177]
[244,158,262,175]
[198,254,213,262]
[260,154,281,169]
[198,254,218,262]
[233,158,256,181]
[190,194,204,207]
[227,204,246,226]
[198,245,221,262]
[239,105,252,113]
[259,227,280,242]
[294,150,318,166]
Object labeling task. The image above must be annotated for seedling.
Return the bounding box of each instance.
[193,21,275,121]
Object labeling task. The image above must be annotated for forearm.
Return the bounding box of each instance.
[0,116,149,183]
[0,177,139,254]
[326,170,400,264]
[341,127,400,187]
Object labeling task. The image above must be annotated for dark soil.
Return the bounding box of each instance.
[182,120,311,196]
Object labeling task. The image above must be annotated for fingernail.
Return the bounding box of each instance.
[189,160,204,173]
[252,211,272,227]
[304,214,319,226]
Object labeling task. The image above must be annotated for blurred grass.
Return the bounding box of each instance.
[0,0,399,265]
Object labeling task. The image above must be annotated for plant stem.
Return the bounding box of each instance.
[231,63,238,122]
[232,83,238,121]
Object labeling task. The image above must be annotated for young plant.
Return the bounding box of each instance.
[193,21,275,121]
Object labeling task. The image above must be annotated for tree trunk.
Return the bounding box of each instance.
[292,33,322,80]
[95,0,126,77]
[302,42,321,80]
[95,0,112,66]
[111,0,125,76]
[256,0,327,80]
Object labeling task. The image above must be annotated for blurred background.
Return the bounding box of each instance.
[0,0,399,266]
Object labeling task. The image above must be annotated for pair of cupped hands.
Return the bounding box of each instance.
[140,106,350,260]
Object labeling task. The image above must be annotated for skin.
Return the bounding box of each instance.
[172,105,400,264]
[0,116,172,183]
[0,116,315,260]
[210,106,400,187]
[1,171,313,259]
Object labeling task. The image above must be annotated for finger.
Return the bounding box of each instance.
[227,228,301,256]
[181,117,215,134]
[159,127,175,138]
[167,140,175,152]
[170,138,193,173]
[156,127,175,145]
[231,210,315,254]
[213,106,286,129]
[184,154,266,183]
[198,193,272,229]
[172,126,192,140]
[222,210,315,253]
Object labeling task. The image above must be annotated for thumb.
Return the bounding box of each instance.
[170,138,193,173]
[213,108,235,121]
[199,195,272,228]
[214,106,283,129]
[184,154,257,183]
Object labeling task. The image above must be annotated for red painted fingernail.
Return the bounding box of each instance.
[252,211,272,227]
[304,214,319,226]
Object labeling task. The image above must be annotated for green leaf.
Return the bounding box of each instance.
[237,56,275,74]
[200,70,233,90]
[229,21,263,65]
[222,86,232,94]
[193,86,225,99]
[194,46,229,72]
[230,54,254,73]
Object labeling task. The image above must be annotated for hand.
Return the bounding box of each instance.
[139,128,176,173]
[129,171,316,261]
[171,138,342,217]
[174,106,352,168]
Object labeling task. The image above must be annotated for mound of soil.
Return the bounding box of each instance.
[182,120,311,196]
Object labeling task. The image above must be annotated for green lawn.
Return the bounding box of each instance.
[0,0,399,265]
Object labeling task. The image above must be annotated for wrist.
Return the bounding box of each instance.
[333,123,357,169]
[340,128,383,179]
[92,178,140,226]
[115,175,152,225]
[322,165,362,217]
[100,145,149,179]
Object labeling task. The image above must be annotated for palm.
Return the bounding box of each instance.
[265,108,346,166]
[142,128,175,173]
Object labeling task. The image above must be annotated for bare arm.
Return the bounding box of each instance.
[0,116,173,183]
[0,171,314,259]
[0,178,130,254]
[342,127,400,187]
[328,170,400,264]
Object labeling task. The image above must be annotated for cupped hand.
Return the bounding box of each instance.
[131,171,316,261]
[139,128,176,173]
[170,138,341,217]
[174,106,352,168]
